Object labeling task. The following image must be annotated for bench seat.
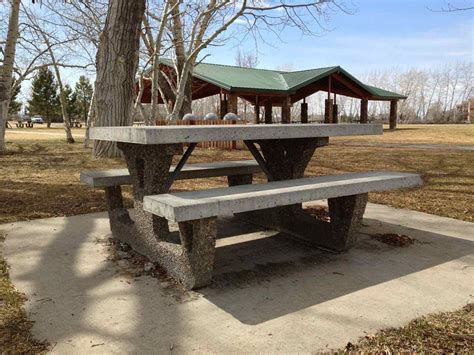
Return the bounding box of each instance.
[80,160,261,188]
[143,171,422,222]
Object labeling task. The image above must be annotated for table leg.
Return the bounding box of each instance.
[242,137,368,252]
[102,142,218,288]
[178,217,217,289]
[227,174,253,186]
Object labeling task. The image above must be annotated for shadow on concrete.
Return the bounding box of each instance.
[201,217,474,325]
[6,213,181,352]
[4,211,473,351]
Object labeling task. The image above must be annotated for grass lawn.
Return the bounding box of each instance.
[333,123,474,145]
[1,124,473,352]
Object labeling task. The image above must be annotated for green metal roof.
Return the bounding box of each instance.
[159,59,406,100]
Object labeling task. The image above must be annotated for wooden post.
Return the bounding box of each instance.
[328,76,332,100]
[390,99,398,130]
[324,99,333,123]
[332,93,338,123]
[324,75,333,123]
[228,93,238,114]
[301,99,308,123]
[254,96,260,124]
[220,95,228,119]
[264,101,273,124]
[281,95,291,123]
[360,99,368,124]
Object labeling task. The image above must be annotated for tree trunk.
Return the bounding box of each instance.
[0,102,8,149]
[83,87,96,148]
[43,37,75,143]
[93,0,146,158]
[53,66,75,143]
[178,75,193,118]
[149,1,171,124]
[0,0,20,154]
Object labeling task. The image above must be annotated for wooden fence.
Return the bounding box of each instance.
[155,119,247,150]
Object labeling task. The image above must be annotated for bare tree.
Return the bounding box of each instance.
[93,0,146,158]
[0,0,20,154]
[152,1,347,120]
[235,48,259,120]
[42,0,107,147]
[22,6,77,143]
[92,0,345,156]
[428,1,474,12]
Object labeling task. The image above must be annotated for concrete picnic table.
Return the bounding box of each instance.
[90,123,382,187]
[89,123,384,286]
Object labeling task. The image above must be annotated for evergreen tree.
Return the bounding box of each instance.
[64,84,79,120]
[9,80,22,115]
[27,67,60,128]
[74,76,93,122]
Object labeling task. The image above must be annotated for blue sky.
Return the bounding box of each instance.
[205,0,474,73]
[18,0,474,102]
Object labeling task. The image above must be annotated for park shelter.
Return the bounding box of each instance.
[140,60,407,128]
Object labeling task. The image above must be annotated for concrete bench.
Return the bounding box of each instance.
[80,160,261,188]
[143,171,422,288]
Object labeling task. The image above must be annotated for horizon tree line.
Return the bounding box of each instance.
[8,68,93,128]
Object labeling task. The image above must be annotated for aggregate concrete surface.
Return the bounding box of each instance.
[1,203,473,353]
[89,123,382,144]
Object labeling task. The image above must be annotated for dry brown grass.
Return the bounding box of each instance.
[5,125,86,141]
[333,124,474,145]
[1,132,473,223]
[0,233,49,353]
[346,304,474,352]
[188,145,474,222]
[6,123,474,145]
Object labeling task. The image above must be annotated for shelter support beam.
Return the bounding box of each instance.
[282,95,291,123]
[228,93,238,114]
[390,99,398,130]
[264,101,273,124]
[360,99,368,124]
[301,102,308,123]
[254,96,260,124]
[333,104,338,124]
[324,99,334,123]
[220,93,228,119]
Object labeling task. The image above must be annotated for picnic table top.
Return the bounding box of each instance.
[90,123,382,145]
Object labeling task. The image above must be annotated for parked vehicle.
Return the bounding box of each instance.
[31,115,44,124]
[20,115,31,123]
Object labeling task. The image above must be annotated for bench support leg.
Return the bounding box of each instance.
[227,174,253,186]
[103,143,219,289]
[177,217,217,289]
[240,193,368,253]
[328,193,368,250]
[240,138,367,252]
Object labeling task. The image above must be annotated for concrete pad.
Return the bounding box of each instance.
[90,123,383,144]
[1,204,473,353]
[144,172,422,222]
